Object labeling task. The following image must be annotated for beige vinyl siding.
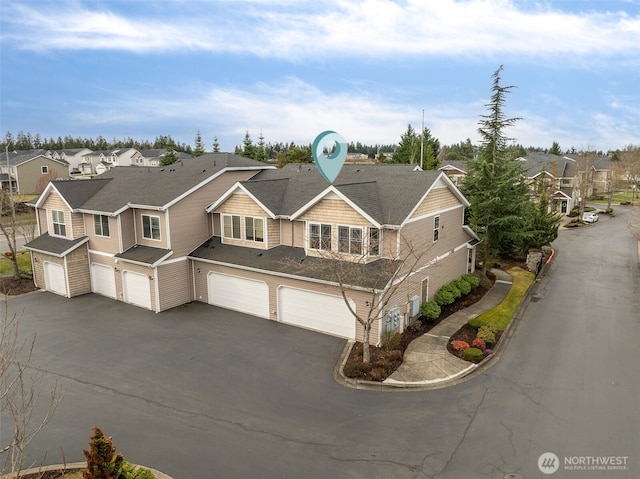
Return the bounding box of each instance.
[66,246,91,296]
[382,228,397,259]
[215,194,269,248]
[299,199,371,226]
[191,259,375,344]
[410,187,460,219]
[300,199,375,259]
[37,209,47,235]
[119,209,136,252]
[71,212,85,238]
[168,172,259,256]
[86,214,120,253]
[43,192,70,239]
[133,209,169,249]
[30,252,49,290]
[157,259,191,311]
[280,221,293,246]
[292,221,305,247]
[266,218,280,247]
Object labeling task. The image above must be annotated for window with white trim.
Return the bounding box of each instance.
[223,215,241,239]
[142,215,161,240]
[245,217,264,242]
[338,226,362,255]
[309,223,331,251]
[433,215,440,243]
[52,210,66,236]
[94,214,110,237]
[41,165,49,174]
[368,227,380,256]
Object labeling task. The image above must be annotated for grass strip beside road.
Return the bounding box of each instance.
[471,266,535,331]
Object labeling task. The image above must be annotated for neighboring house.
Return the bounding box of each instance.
[189,164,479,345]
[25,153,273,312]
[0,149,71,194]
[25,158,478,346]
[516,153,579,214]
[80,148,151,174]
[52,148,93,175]
[139,149,192,167]
[438,160,467,186]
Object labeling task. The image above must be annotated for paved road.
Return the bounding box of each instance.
[2,207,639,478]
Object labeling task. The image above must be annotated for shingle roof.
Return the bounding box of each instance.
[44,154,271,213]
[239,164,441,225]
[517,153,576,178]
[24,233,88,256]
[115,244,172,266]
[2,149,68,167]
[189,237,398,290]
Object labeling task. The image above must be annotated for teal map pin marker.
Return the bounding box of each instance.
[312,131,347,183]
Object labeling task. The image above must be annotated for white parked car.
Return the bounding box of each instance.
[582,212,599,223]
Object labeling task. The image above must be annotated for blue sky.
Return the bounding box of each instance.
[1,0,639,153]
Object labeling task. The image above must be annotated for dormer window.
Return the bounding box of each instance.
[309,223,331,251]
[52,210,66,236]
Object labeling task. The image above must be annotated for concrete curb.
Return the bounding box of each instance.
[334,259,554,391]
[2,462,173,479]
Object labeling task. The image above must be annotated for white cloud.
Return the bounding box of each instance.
[3,0,639,62]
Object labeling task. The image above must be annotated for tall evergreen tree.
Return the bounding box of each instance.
[238,131,255,159]
[549,141,562,156]
[462,66,531,272]
[212,136,220,153]
[392,124,420,164]
[254,132,267,162]
[193,130,205,157]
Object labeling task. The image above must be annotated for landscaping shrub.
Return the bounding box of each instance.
[434,288,455,306]
[381,331,402,351]
[467,317,483,328]
[604,207,614,214]
[454,278,472,296]
[476,323,498,344]
[83,427,154,479]
[471,338,486,350]
[445,282,462,299]
[420,300,441,320]
[463,347,484,362]
[344,361,373,378]
[451,340,470,351]
[462,273,480,289]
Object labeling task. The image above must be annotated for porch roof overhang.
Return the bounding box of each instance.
[24,233,89,258]
[115,245,173,268]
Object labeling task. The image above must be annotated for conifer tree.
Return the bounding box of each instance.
[192,130,205,157]
[462,66,530,272]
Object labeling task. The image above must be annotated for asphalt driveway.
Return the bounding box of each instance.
[3,205,640,478]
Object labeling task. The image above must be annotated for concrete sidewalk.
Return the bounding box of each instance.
[383,269,513,387]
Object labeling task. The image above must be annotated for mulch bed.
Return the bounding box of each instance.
[344,270,498,382]
[0,275,38,296]
[446,323,503,360]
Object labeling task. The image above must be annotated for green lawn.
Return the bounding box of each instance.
[591,191,639,205]
[0,251,32,274]
[470,266,535,330]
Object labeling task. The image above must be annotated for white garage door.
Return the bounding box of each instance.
[122,271,151,309]
[278,287,356,339]
[91,263,116,298]
[43,262,66,296]
[207,272,269,319]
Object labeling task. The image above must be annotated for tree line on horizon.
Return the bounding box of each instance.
[0,128,622,169]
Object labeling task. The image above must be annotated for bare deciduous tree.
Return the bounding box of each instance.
[286,233,438,363]
[1,302,61,477]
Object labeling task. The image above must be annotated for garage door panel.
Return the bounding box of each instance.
[91,263,116,298]
[123,271,151,309]
[207,272,269,319]
[278,287,355,339]
[44,262,66,296]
